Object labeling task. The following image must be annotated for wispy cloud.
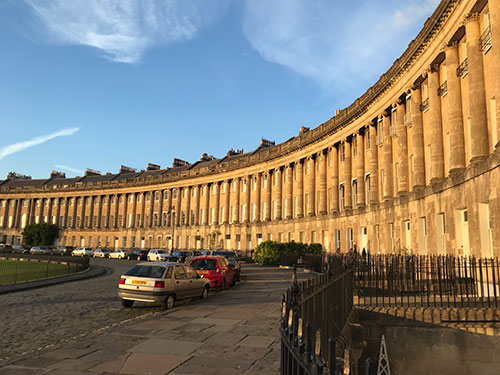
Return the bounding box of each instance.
[242,0,440,101]
[0,127,79,160]
[25,0,230,63]
[54,164,84,175]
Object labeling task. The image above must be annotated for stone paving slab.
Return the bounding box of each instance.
[119,353,189,375]
[128,339,202,356]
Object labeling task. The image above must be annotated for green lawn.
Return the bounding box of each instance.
[0,259,78,285]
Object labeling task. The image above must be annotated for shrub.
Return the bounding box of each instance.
[253,240,323,265]
[22,223,60,247]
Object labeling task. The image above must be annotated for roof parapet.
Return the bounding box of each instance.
[200,153,215,162]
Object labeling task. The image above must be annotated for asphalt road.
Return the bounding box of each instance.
[0,257,163,364]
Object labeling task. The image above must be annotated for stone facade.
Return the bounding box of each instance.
[1,0,499,257]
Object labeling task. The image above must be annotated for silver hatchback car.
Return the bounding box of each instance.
[118,262,211,310]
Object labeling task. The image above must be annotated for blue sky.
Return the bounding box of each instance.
[0,0,440,179]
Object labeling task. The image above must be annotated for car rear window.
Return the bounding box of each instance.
[191,259,217,270]
[213,252,237,261]
[124,265,166,278]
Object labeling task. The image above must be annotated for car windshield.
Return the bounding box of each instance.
[124,265,166,278]
[191,259,217,270]
[157,250,166,254]
[213,252,237,261]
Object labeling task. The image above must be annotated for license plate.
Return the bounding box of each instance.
[198,270,209,275]
[131,280,147,285]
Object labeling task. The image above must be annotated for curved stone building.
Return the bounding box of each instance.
[1,0,499,256]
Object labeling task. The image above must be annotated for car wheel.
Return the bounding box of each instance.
[121,299,134,308]
[157,256,160,261]
[161,294,175,310]
[200,286,209,300]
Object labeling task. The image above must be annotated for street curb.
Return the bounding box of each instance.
[0,265,110,295]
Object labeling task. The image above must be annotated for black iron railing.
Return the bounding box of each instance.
[354,254,500,309]
[281,262,355,374]
[479,26,492,54]
[457,58,469,78]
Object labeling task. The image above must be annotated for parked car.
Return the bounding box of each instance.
[53,246,74,256]
[30,246,52,255]
[0,244,12,253]
[148,249,171,262]
[212,251,241,282]
[189,255,235,289]
[118,262,211,310]
[93,248,111,258]
[12,244,29,254]
[170,251,190,263]
[109,249,128,259]
[72,247,93,257]
[127,249,149,261]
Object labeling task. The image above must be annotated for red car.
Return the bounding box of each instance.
[189,256,235,289]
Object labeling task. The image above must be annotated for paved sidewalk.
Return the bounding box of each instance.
[1,264,298,375]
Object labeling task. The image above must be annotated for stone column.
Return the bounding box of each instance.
[490,0,500,148]
[130,194,136,228]
[47,198,53,225]
[72,197,78,229]
[245,176,251,222]
[396,101,409,193]
[369,124,379,203]
[306,156,316,216]
[140,193,146,228]
[113,195,119,229]
[465,13,490,161]
[265,172,272,221]
[185,187,192,226]
[411,83,426,188]
[276,168,283,220]
[445,42,466,172]
[234,179,240,223]
[223,183,230,224]
[55,198,61,227]
[88,196,94,228]
[203,184,210,225]
[296,161,304,218]
[63,197,69,228]
[175,189,181,226]
[285,165,293,219]
[357,129,366,207]
[255,174,261,221]
[428,64,445,182]
[13,199,20,228]
[193,186,200,225]
[344,139,353,209]
[382,112,394,199]
[158,191,164,227]
[212,183,219,224]
[331,144,339,212]
[2,200,8,228]
[81,197,87,229]
[318,150,327,214]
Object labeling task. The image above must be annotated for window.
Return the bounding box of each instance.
[328,151,332,167]
[85,216,89,227]
[153,212,158,226]
[155,191,160,201]
[242,179,246,192]
[146,193,151,202]
[352,179,357,207]
[190,210,195,225]
[181,211,186,225]
[183,189,187,198]
[390,108,397,137]
[162,212,167,226]
[340,144,345,162]
[305,160,310,175]
[173,189,177,199]
[252,177,257,191]
[376,119,383,145]
[263,174,268,188]
[164,191,169,200]
[353,136,357,157]
[339,183,345,211]
[129,194,134,203]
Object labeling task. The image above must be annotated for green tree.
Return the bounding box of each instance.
[22,223,60,246]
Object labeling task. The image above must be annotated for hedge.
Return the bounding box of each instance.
[253,240,322,266]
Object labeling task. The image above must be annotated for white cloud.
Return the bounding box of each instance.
[25,0,230,63]
[53,164,84,175]
[242,0,440,101]
[0,127,79,160]
[393,0,441,31]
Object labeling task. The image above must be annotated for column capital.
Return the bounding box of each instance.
[464,12,480,25]
[445,40,460,50]
[346,134,353,143]
[358,126,366,135]
[430,63,440,73]
[382,110,391,118]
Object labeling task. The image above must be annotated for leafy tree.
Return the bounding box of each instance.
[22,223,60,246]
[253,240,323,265]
